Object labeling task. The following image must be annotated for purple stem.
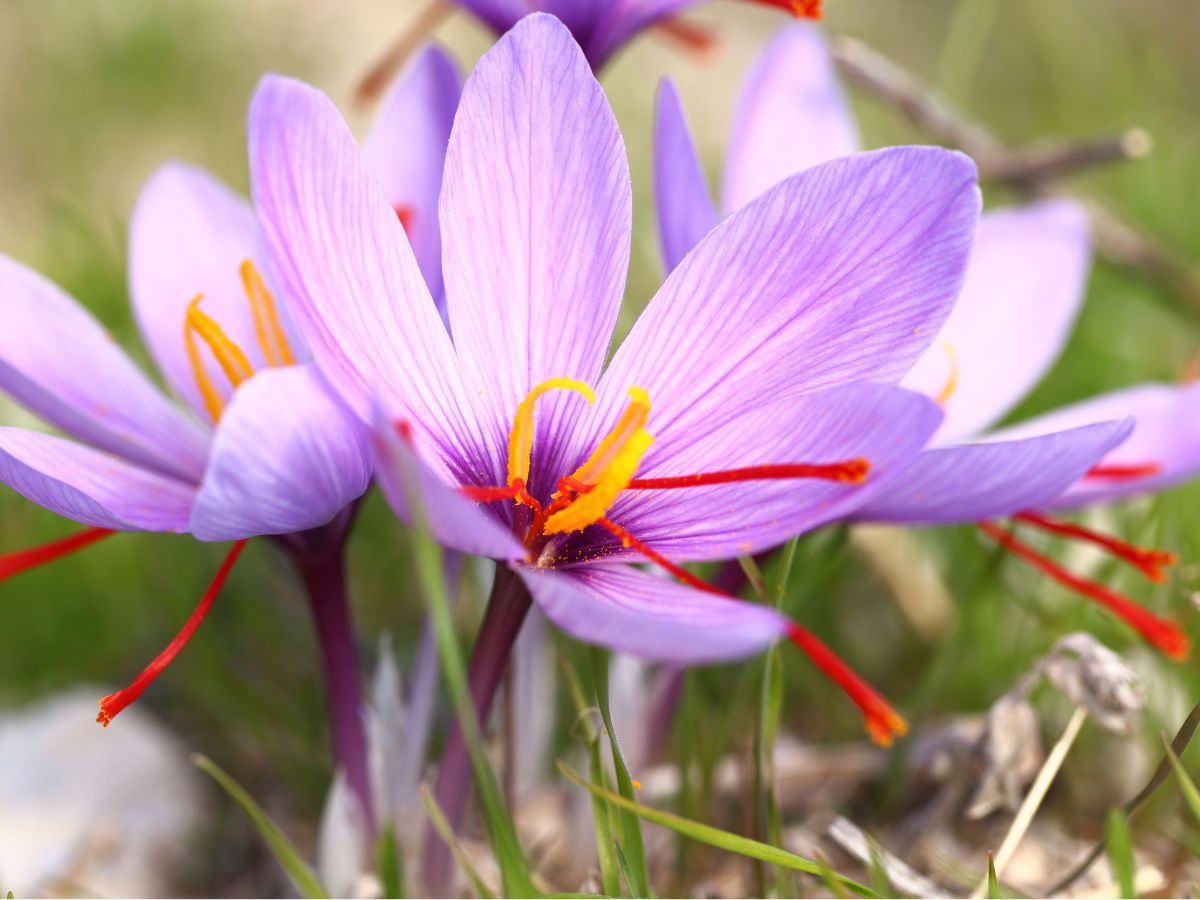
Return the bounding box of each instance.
[278,511,374,839]
[423,566,533,896]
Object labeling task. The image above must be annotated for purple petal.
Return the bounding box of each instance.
[902,201,1091,442]
[518,562,788,664]
[0,427,195,531]
[249,75,490,478]
[0,254,209,482]
[585,0,705,68]
[189,366,371,541]
[990,381,1200,508]
[129,163,302,423]
[853,420,1132,524]
[441,14,630,486]
[557,147,979,483]
[604,384,941,561]
[446,0,525,33]
[722,23,860,213]
[654,78,719,274]
[362,44,462,305]
[370,405,528,561]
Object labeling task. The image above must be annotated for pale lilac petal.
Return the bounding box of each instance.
[0,254,209,482]
[654,78,719,274]
[129,163,302,422]
[362,44,462,304]
[518,562,788,664]
[189,366,371,541]
[853,420,1132,524]
[0,427,195,531]
[722,23,860,213]
[250,75,489,478]
[370,405,528,561]
[990,382,1200,507]
[441,14,630,485]
[559,148,979,482]
[902,201,1091,442]
[602,384,941,562]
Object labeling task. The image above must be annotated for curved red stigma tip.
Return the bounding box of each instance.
[0,527,115,583]
[97,540,247,727]
[787,624,907,747]
[981,522,1190,660]
[1014,511,1178,583]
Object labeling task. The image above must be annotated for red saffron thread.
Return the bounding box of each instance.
[1085,463,1162,481]
[0,527,115,582]
[1014,511,1177,583]
[980,521,1190,660]
[627,460,869,490]
[97,540,248,726]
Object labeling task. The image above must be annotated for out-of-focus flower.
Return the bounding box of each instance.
[443,0,820,71]
[654,22,1193,657]
[250,12,1000,744]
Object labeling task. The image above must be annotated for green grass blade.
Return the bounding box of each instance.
[376,823,405,899]
[865,839,892,899]
[405,491,536,897]
[738,555,766,600]
[561,657,622,897]
[986,853,1000,900]
[420,787,496,899]
[1160,733,1200,825]
[192,753,329,899]
[558,761,878,898]
[590,648,651,897]
[1104,811,1136,899]
[815,850,850,900]
[758,645,790,896]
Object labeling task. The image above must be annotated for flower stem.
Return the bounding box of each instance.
[423,565,532,896]
[278,511,374,839]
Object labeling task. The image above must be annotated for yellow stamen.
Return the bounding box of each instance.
[185,295,255,422]
[935,341,959,406]
[507,378,596,485]
[543,388,654,536]
[240,259,296,367]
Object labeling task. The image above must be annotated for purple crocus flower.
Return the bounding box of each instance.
[0,45,461,829]
[655,22,1191,656]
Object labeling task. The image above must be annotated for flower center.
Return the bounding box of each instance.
[184,259,296,422]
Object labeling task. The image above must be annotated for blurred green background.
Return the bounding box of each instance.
[1,0,1199,893]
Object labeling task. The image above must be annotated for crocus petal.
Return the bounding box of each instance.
[370,405,528,561]
[604,384,941,561]
[446,0,525,33]
[990,381,1200,507]
[441,14,631,485]
[518,562,788,664]
[0,427,195,531]
[0,254,209,482]
[362,44,462,305]
[585,0,707,68]
[129,163,302,423]
[250,75,489,479]
[722,23,861,213]
[853,420,1133,524]
[654,78,719,274]
[561,147,979,482]
[901,201,1091,443]
[189,366,372,541]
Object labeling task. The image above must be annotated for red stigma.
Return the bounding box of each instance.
[655,17,720,57]
[393,205,415,235]
[97,540,247,726]
[0,527,115,582]
[980,522,1190,660]
[597,517,722,596]
[627,459,868,491]
[741,0,822,19]
[1085,462,1162,481]
[1014,511,1177,583]
[787,624,908,747]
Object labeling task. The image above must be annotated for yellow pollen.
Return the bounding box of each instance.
[934,341,959,406]
[543,387,654,536]
[240,259,296,367]
[507,378,596,485]
[185,295,255,422]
